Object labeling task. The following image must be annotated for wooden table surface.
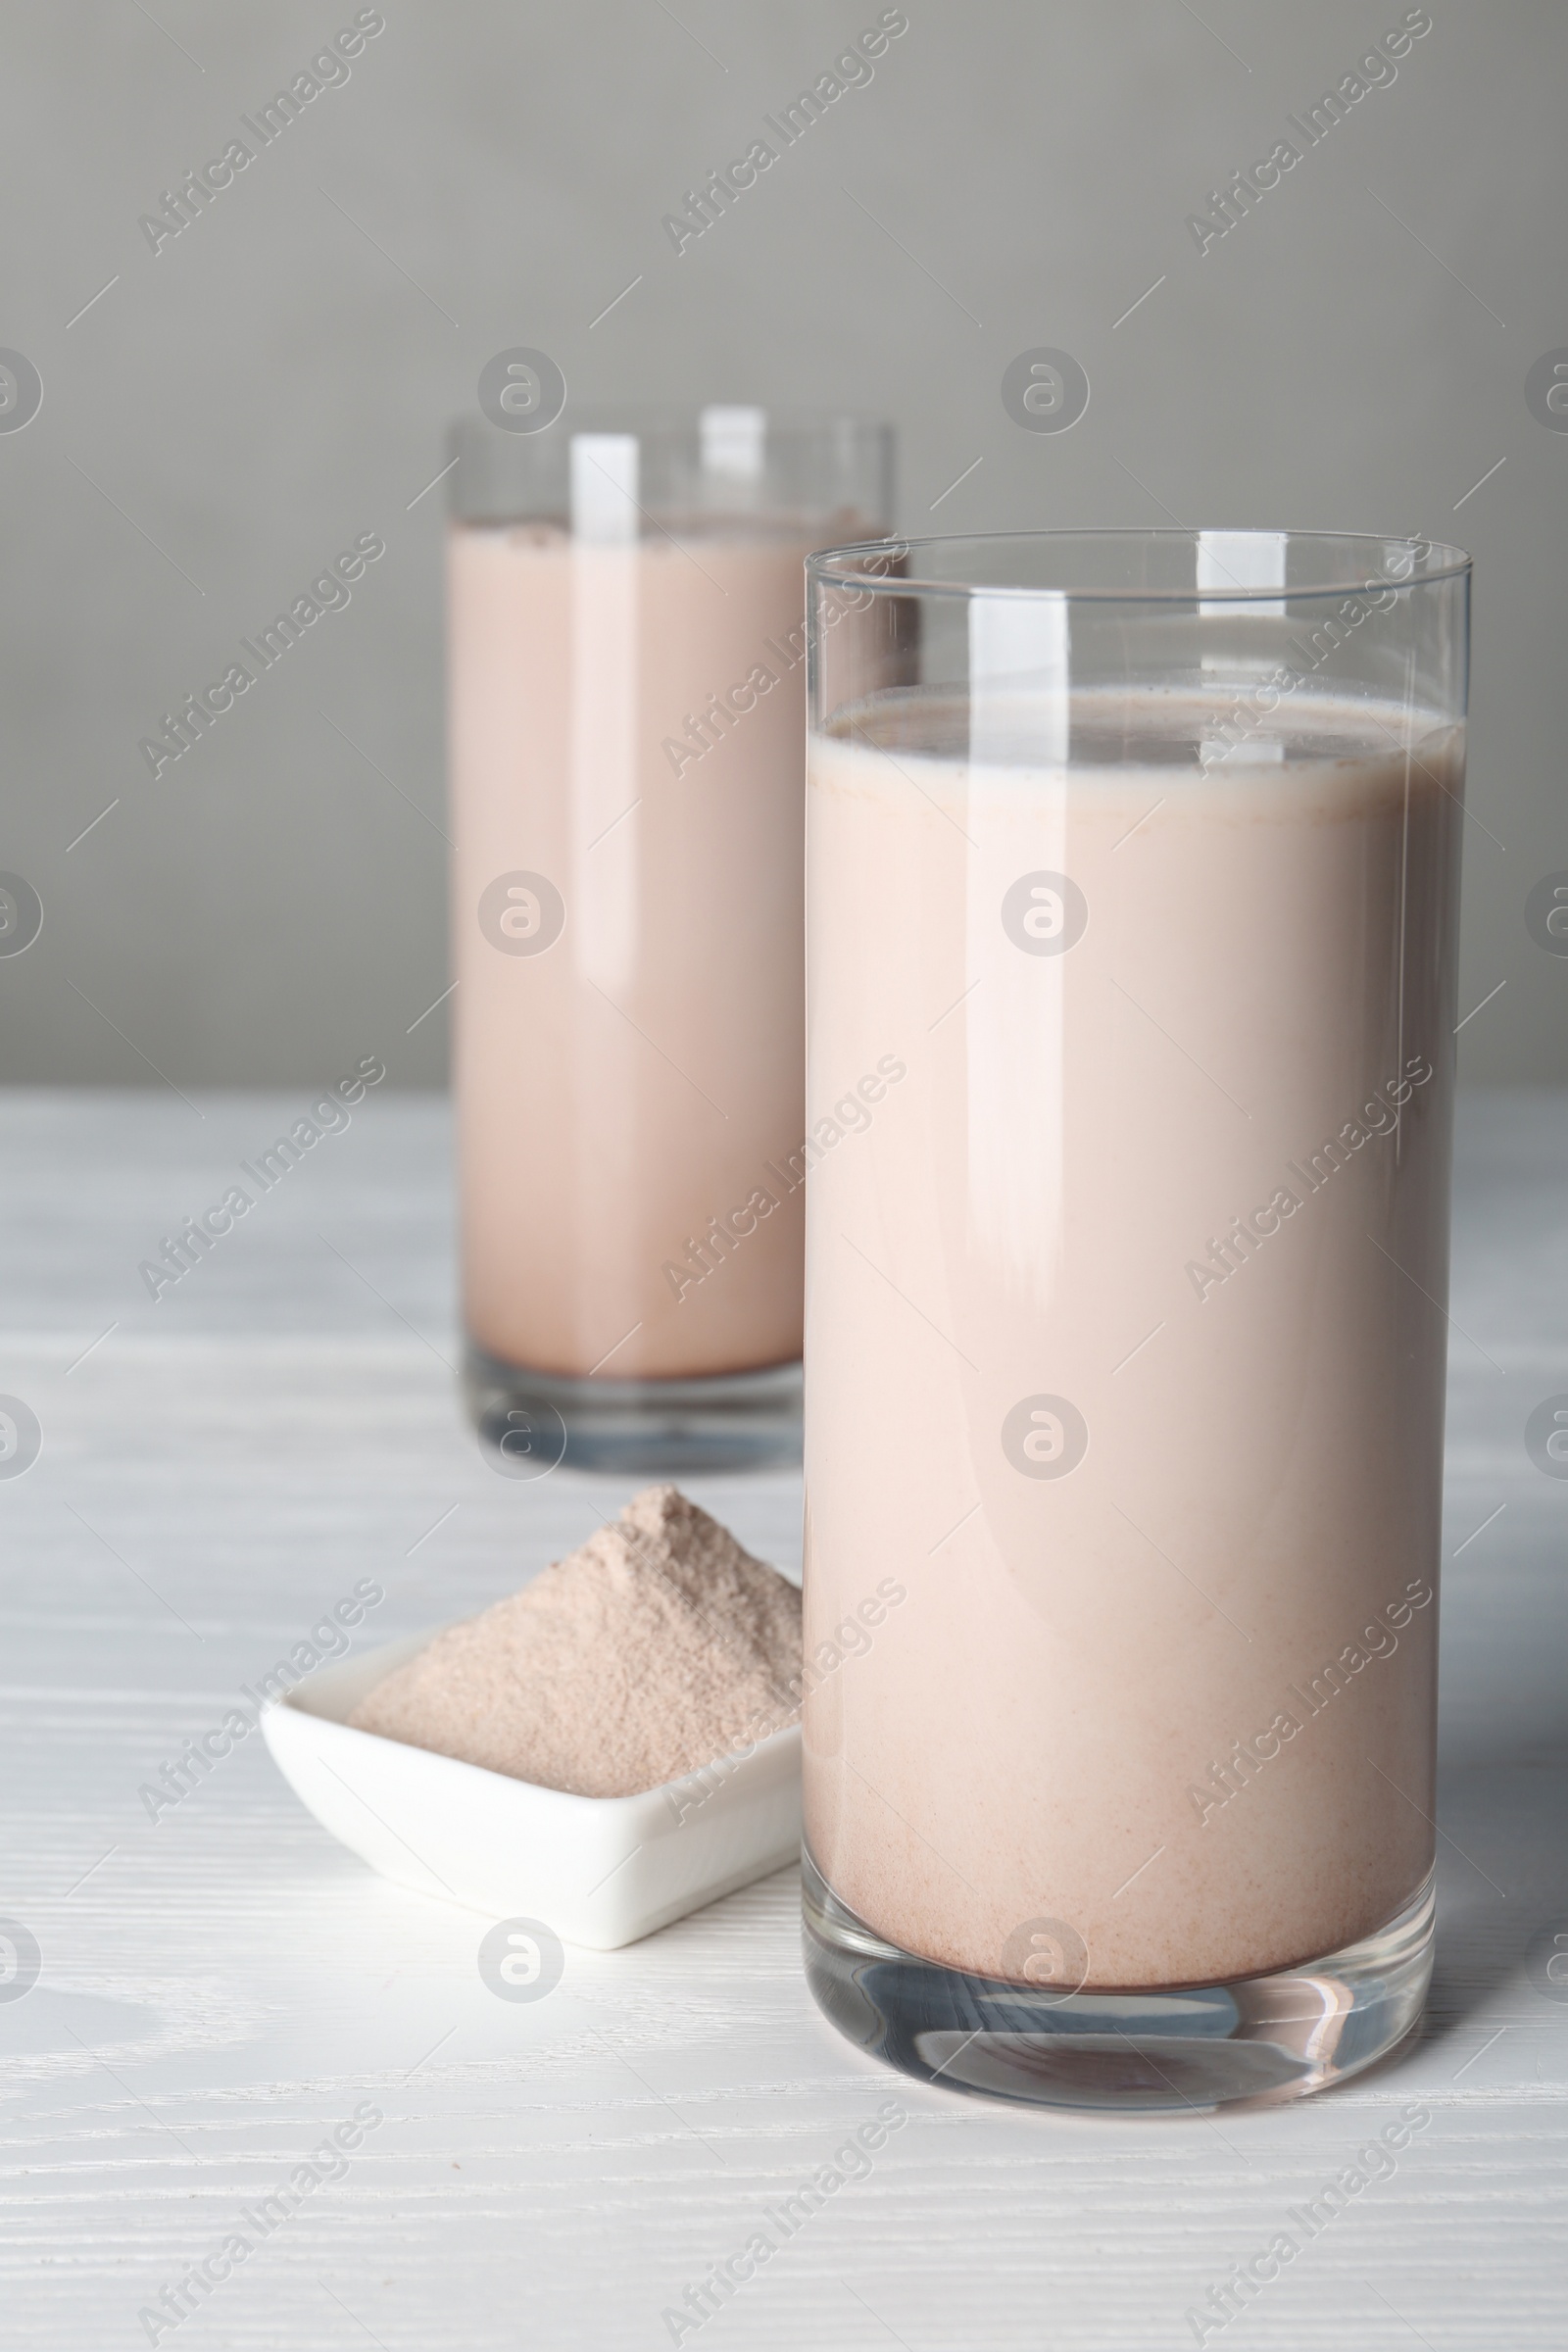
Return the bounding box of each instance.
[2,1087,1565,2350]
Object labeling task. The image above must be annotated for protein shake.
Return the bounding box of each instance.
[449,412,891,1412]
[804,682,1464,1990]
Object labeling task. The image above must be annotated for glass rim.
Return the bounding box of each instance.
[808,527,1472,604]
[450,406,892,445]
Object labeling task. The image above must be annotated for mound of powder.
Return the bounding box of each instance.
[349,1484,802,1797]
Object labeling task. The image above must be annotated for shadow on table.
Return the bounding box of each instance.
[1414,1755,1568,2057]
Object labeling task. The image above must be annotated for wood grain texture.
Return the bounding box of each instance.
[1,1088,1564,2349]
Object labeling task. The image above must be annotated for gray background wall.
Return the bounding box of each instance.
[0,0,1562,1087]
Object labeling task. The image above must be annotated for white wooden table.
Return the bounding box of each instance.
[2,1088,1564,2349]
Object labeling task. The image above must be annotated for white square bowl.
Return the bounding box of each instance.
[260,1626,802,1949]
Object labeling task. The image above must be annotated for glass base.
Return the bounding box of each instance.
[802,1847,1435,2113]
[464,1343,803,1475]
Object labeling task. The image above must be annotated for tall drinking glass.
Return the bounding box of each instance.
[448,408,892,1471]
[802,529,1469,2110]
